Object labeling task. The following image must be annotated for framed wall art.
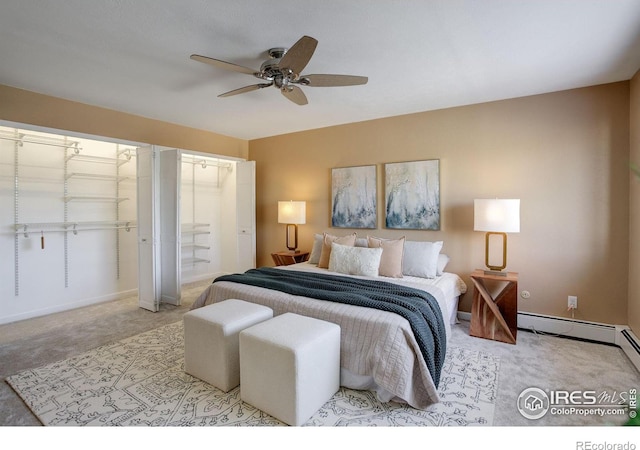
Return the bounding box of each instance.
[331,165,377,229]
[384,159,440,230]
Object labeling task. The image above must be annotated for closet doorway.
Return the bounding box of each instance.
[136,147,255,312]
[0,123,139,324]
[0,123,255,323]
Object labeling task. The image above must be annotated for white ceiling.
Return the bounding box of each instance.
[1,1,640,141]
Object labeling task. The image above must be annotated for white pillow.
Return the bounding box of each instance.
[437,253,450,276]
[402,240,443,278]
[308,234,324,264]
[328,243,383,277]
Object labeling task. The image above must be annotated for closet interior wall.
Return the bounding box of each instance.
[180,153,237,284]
[0,125,138,324]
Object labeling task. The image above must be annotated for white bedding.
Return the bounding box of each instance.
[191,263,467,409]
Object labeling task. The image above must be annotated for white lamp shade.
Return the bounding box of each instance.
[278,201,306,224]
[474,199,520,233]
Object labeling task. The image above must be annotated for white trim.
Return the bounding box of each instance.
[617,326,640,372]
[457,311,640,372]
[516,311,618,343]
[158,146,246,163]
[0,288,138,325]
[457,311,617,343]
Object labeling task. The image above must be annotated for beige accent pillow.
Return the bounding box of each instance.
[367,236,405,278]
[318,232,357,268]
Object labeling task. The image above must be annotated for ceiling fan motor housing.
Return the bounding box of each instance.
[259,59,283,80]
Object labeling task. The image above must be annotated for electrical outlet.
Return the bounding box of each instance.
[568,295,578,309]
[521,290,530,299]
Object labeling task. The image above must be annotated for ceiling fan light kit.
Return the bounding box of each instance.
[190,35,368,105]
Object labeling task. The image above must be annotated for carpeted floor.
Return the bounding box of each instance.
[5,322,498,426]
[1,280,639,428]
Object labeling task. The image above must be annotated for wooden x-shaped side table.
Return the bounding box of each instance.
[469,269,518,344]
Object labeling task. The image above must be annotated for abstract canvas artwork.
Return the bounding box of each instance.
[385,159,440,230]
[331,165,377,228]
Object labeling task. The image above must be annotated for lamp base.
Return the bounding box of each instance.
[285,224,299,253]
[483,269,508,277]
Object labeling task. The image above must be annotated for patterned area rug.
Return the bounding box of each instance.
[6,321,499,426]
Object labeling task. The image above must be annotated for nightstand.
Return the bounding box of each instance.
[271,251,310,266]
[469,269,518,344]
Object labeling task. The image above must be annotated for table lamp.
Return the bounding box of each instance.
[278,201,306,252]
[474,199,520,276]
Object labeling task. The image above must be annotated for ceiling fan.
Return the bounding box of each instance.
[190,35,368,106]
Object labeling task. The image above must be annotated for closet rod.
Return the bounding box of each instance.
[65,154,130,165]
[0,133,81,150]
[15,220,137,227]
[65,172,131,181]
[14,225,137,235]
[15,220,137,236]
[182,158,233,171]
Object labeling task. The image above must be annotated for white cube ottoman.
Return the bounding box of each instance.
[239,312,341,426]
[183,299,273,392]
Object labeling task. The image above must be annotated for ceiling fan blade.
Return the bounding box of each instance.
[281,85,308,105]
[279,36,318,76]
[300,74,368,87]
[190,54,257,75]
[218,83,272,98]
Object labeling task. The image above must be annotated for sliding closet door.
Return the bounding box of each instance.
[159,149,181,305]
[136,146,160,312]
[236,161,256,272]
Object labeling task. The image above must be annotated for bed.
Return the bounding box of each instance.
[191,235,467,409]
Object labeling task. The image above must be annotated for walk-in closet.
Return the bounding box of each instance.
[181,153,237,283]
[0,124,255,324]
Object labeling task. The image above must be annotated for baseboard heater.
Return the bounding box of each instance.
[516,311,618,344]
[618,328,640,372]
[457,311,640,372]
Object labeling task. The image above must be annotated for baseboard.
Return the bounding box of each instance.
[457,310,617,343]
[617,326,640,372]
[457,310,640,372]
[0,288,139,325]
[516,311,618,344]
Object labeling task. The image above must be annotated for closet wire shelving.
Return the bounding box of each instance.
[2,129,137,295]
[180,155,233,269]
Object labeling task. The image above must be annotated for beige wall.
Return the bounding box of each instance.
[250,82,631,325]
[629,71,640,333]
[1,82,632,325]
[0,84,248,159]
